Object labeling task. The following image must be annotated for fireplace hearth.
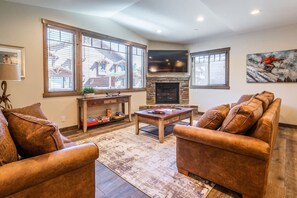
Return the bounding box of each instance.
[156,83,179,104]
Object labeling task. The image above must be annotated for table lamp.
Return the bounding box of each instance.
[0,63,20,109]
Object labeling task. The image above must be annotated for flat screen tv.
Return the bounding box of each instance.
[148,50,188,73]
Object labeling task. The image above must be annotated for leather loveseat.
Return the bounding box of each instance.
[173,93,281,198]
[0,105,99,198]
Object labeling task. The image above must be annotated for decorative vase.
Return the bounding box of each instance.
[84,93,95,98]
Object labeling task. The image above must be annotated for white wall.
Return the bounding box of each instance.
[188,24,297,125]
[148,41,186,50]
[0,1,147,128]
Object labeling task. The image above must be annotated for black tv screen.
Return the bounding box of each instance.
[148,50,188,73]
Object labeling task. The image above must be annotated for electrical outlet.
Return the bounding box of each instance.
[61,116,66,122]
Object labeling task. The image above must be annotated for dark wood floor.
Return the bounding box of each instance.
[65,118,297,198]
[95,162,149,198]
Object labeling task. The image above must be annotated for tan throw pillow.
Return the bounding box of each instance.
[261,91,274,105]
[0,110,8,126]
[197,104,230,130]
[220,98,264,134]
[255,94,270,111]
[0,121,18,166]
[8,113,64,158]
[3,103,47,121]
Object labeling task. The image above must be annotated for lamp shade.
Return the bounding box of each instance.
[0,63,21,81]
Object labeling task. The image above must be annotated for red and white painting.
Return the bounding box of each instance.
[247,49,297,83]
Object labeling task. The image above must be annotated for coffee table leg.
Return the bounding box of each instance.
[158,120,164,143]
[135,114,139,135]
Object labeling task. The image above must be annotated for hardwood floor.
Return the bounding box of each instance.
[65,119,297,198]
[95,162,149,198]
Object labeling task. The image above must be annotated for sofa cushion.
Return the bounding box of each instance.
[0,110,8,126]
[248,99,281,144]
[220,98,264,134]
[3,103,47,121]
[8,113,64,158]
[196,104,230,130]
[255,94,270,111]
[0,121,18,166]
[261,91,274,105]
[61,134,77,148]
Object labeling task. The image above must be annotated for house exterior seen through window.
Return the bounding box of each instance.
[42,19,146,97]
[47,27,75,92]
[82,35,128,90]
[191,47,230,89]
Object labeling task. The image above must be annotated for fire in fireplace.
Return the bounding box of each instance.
[155,83,179,104]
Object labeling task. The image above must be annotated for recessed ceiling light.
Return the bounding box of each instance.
[197,16,204,22]
[250,9,261,15]
[156,29,162,33]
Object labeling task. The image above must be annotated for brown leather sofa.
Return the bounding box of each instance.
[173,96,281,198]
[0,108,99,197]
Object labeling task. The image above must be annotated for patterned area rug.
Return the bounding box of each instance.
[77,125,214,198]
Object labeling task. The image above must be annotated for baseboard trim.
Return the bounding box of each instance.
[279,122,297,129]
[60,125,78,132]
[198,111,204,115]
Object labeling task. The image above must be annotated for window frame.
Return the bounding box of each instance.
[42,19,147,97]
[190,47,230,89]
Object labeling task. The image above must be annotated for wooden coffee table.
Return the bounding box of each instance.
[135,107,193,143]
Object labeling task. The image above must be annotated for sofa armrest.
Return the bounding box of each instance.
[173,125,270,160]
[0,143,99,197]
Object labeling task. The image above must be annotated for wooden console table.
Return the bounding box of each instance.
[77,95,131,132]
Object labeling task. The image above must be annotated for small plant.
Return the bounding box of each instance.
[81,87,95,94]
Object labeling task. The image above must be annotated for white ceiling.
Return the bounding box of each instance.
[5,0,297,44]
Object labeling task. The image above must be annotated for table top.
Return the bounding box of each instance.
[135,107,193,119]
[77,94,131,101]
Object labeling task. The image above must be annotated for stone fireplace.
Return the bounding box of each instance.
[146,76,189,105]
[155,83,179,104]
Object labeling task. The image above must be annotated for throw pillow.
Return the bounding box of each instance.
[196,104,230,130]
[261,91,274,105]
[220,98,264,134]
[0,121,18,166]
[3,103,47,121]
[0,110,8,126]
[255,94,270,111]
[8,113,64,158]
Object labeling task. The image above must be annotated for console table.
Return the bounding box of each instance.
[77,95,131,132]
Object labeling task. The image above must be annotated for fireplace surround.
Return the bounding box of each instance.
[155,83,179,104]
[146,76,189,105]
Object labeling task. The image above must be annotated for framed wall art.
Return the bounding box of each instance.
[247,49,297,83]
[0,44,25,79]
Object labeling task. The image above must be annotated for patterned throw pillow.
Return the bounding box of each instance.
[8,113,64,158]
[196,104,230,130]
[0,121,18,166]
[220,98,264,134]
[3,103,48,121]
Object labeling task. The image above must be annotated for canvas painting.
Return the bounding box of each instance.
[247,49,297,83]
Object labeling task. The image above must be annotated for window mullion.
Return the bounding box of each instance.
[208,54,211,86]
[129,46,133,89]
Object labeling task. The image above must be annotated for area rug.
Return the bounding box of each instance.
[77,125,214,198]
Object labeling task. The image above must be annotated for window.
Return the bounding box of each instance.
[191,47,230,89]
[132,47,145,88]
[47,27,75,92]
[42,19,146,97]
[82,35,128,90]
